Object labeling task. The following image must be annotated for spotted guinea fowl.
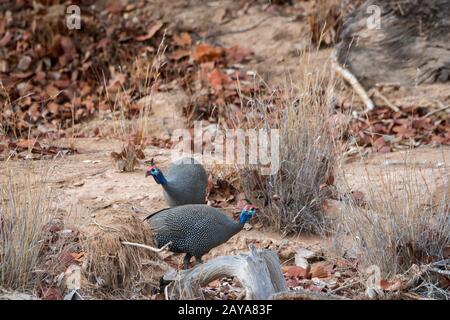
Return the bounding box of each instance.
[145,157,207,207]
[145,204,256,269]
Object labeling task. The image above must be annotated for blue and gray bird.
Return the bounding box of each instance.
[145,157,207,207]
[145,204,257,269]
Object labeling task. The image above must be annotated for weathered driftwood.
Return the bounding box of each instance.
[165,244,288,300]
[336,0,450,88]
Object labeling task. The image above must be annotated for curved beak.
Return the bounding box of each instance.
[145,170,151,177]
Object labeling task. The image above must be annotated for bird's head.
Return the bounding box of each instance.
[239,204,257,225]
[145,159,167,185]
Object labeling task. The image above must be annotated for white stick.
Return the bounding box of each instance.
[121,241,172,253]
[332,52,375,112]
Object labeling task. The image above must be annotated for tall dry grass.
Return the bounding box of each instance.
[0,163,59,290]
[80,213,163,297]
[107,36,168,172]
[333,159,450,277]
[237,51,338,235]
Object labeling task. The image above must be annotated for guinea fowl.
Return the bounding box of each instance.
[145,204,256,269]
[145,157,207,207]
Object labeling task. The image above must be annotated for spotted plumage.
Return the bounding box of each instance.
[145,204,256,268]
[146,157,207,207]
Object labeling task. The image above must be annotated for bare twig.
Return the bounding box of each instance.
[372,88,400,112]
[121,241,172,253]
[127,205,153,216]
[330,278,362,293]
[400,292,434,300]
[90,220,121,232]
[423,104,450,118]
[332,52,375,111]
[429,267,450,276]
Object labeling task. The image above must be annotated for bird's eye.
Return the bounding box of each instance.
[151,168,157,173]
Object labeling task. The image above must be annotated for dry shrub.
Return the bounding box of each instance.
[308,0,342,47]
[81,213,165,297]
[333,161,450,277]
[0,164,59,290]
[238,52,337,235]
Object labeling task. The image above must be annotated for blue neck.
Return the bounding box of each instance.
[239,213,248,225]
[153,171,168,185]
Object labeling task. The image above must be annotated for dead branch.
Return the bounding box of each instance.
[429,268,450,276]
[90,219,121,232]
[121,241,172,253]
[423,104,450,118]
[332,52,375,112]
[372,89,400,112]
[165,244,288,300]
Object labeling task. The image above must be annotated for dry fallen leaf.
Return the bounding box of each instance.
[208,68,230,91]
[173,32,192,47]
[135,21,164,41]
[379,279,403,291]
[310,261,334,278]
[283,265,310,278]
[444,246,450,258]
[225,45,253,64]
[69,252,84,262]
[192,43,224,63]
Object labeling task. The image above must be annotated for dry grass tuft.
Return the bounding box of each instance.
[107,37,167,172]
[0,164,60,290]
[81,213,165,296]
[333,160,450,278]
[237,52,338,235]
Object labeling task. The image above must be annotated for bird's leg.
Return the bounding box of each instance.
[183,253,192,269]
[195,256,203,265]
